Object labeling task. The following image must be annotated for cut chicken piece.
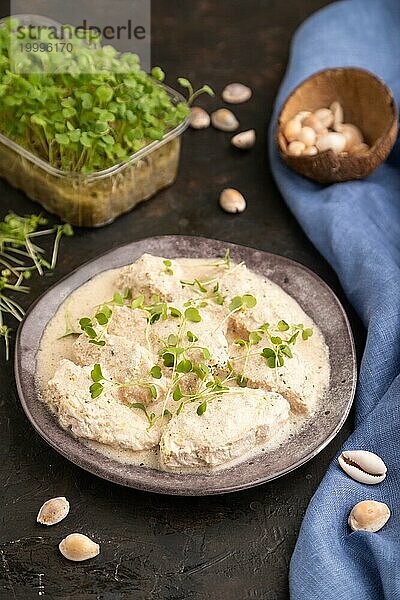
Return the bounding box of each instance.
[160,388,290,469]
[72,333,166,404]
[108,306,148,344]
[46,359,161,451]
[118,253,184,303]
[231,346,329,415]
[150,305,229,369]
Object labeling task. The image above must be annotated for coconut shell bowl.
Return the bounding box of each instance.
[276,67,398,184]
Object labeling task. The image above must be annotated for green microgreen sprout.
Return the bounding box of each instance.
[0,212,73,359]
[0,18,214,174]
[177,77,215,106]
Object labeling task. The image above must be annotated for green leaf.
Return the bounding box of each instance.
[173,384,184,401]
[150,365,162,379]
[55,133,70,145]
[177,359,193,373]
[131,294,144,309]
[151,67,165,81]
[79,317,92,329]
[163,409,172,418]
[201,347,211,360]
[187,331,198,342]
[185,307,201,323]
[113,292,124,306]
[150,385,158,399]
[89,339,106,347]
[131,402,148,414]
[90,382,104,399]
[281,345,293,358]
[229,296,243,312]
[242,294,257,309]
[170,307,182,318]
[302,328,313,340]
[177,77,191,89]
[277,320,290,332]
[84,326,97,339]
[95,85,114,104]
[162,352,175,367]
[197,400,207,416]
[267,356,276,368]
[168,334,178,347]
[270,336,282,345]
[236,374,248,387]
[91,363,104,382]
[249,331,262,345]
[95,311,109,325]
[261,347,275,359]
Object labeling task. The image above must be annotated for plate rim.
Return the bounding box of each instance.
[14,235,357,495]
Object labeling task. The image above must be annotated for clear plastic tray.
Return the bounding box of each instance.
[0,83,189,227]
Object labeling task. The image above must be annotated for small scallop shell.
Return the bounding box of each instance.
[211,108,239,132]
[338,450,387,484]
[219,188,246,213]
[222,83,252,104]
[231,129,256,149]
[348,500,390,533]
[59,533,100,562]
[37,497,70,526]
[189,106,210,129]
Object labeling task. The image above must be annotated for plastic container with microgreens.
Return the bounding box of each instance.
[0,17,213,227]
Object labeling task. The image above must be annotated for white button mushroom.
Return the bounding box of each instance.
[316,132,347,154]
[287,141,306,156]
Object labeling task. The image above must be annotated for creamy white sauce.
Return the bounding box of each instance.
[36,257,330,473]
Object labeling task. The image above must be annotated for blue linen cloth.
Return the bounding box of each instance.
[269,0,400,598]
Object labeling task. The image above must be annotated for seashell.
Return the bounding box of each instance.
[189,106,210,129]
[338,450,387,484]
[59,533,100,562]
[37,497,70,526]
[222,83,252,104]
[348,500,390,532]
[219,188,246,213]
[287,141,305,156]
[231,129,256,150]
[283,118,302,142]
[316,132,346,154]
[211,108,239,132]
[302,145,318,156]
[330,101,344,131]
[314,108,334,128]
[297,126,317,147]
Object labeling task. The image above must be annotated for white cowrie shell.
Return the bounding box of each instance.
[37,497,70,526]
[219,188,246,213]
[222,83,252,104]
[348,500,390,532]
[211,108,239,132]
[338,450,387,484]
[231,129,256,150]
[189,106,210,129]
[59,533,100,562]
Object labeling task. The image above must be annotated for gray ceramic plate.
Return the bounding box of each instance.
[15,236,356,496]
